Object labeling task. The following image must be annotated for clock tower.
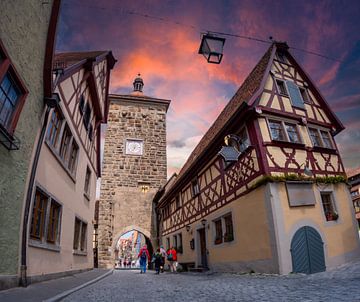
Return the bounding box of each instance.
[97,75,170,268]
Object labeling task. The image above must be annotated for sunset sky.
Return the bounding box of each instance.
[56,0,360,177]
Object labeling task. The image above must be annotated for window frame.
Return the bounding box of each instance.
[275,79,289,96]
[191,178,200,197]
[84,166,91,198]
[307,126,334,149]
[267,118,302,144]
[320,192,339,222]
[73,216,88,255]
[212,212,234,246]
[29,186,62,251]
[46,107,64,149]
[0,39,28,136]
[298,86,310,104]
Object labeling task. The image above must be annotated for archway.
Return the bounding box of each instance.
[113,228,154,269]
[291,226,325,274]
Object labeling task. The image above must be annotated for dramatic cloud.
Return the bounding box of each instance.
[57,0,360,175]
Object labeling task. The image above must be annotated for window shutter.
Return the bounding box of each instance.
[286,80,305,109]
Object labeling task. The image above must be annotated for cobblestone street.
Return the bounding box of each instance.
[63,261,360,302]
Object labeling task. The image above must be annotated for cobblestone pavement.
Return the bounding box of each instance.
[63,262,360,302]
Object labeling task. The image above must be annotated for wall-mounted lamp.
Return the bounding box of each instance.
[300,163,313,177]
[186,225,191,232]
[201,219,207,227]
[198,33,226,64]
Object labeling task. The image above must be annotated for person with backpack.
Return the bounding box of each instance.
[137,244,150,274]
[167,246,177,272]
[152,248,163,274]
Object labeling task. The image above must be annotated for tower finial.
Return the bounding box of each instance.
[133,73,144,93]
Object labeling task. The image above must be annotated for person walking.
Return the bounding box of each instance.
[153,248,163,274]
[138,244,150,274]
[167,246,177,273]
[159,245,167,273]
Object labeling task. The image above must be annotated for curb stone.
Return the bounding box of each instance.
[43,269,113,302]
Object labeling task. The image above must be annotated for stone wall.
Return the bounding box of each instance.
[0,0,53,277]
[98,96,168,268]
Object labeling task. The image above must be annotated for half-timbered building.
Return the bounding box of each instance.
[27,51,115,280]
[157,42,360,274]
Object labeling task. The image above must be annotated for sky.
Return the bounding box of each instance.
[56,0,360,177]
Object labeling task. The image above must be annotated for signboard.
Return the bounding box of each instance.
[286,181,316,207]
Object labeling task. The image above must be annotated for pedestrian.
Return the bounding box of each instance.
[159,245,167,273]
[153,248,163,274]
[167,246,177,273]
[138,244,150,274]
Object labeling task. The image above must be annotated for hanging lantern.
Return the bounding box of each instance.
[198,33,226,64]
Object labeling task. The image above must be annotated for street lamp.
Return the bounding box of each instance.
[201,219,207,226]
[198,33,226,64]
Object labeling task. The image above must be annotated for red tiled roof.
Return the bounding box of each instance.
[54,50,109,69]
[347,167,360,178]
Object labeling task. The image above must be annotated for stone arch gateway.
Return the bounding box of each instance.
[97,82,170,269]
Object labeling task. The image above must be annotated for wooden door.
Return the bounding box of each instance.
[198,228,207,268]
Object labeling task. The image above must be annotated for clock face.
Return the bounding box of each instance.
[125,140,143,155]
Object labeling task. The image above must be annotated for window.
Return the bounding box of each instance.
[237,127,250,152]
[83,103,91,130]
[84,166,91,195]
[175,194,181,209]
[68,140,79,173]
[321,193,338,221]
[285,123,300,143]
[178,233,183,253]
[73,217,88,252]
[47,201,61,243]
[79,94,85,115]
[166,237,170,250]
[30,189,48,240]
[46,108,63,148]
[299,87,310,103]
[269,120,286,141]
[276,79,288,96]
[59,124,71,160]
[214,219,223,245]
[308,127,333,149]
[213,213,234,244]
[224,215,234,242]
[0,39,28,136]
[0,73,21,129]
[320,131,333,149]
[269,119,302,144]
[29,187,62,246]
[191,178,200,196]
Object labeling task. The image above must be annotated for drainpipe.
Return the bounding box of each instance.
[19,71,62,287]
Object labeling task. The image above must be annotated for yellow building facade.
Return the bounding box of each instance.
[157,42,360,274]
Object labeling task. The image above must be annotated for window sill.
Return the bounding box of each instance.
[29,239,61,252]
[312,146,337,154]
[265,141,306,149]
[45,140,77,183]
[73,250,87,256]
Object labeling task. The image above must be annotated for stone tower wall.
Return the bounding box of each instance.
[98,97,168,268]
